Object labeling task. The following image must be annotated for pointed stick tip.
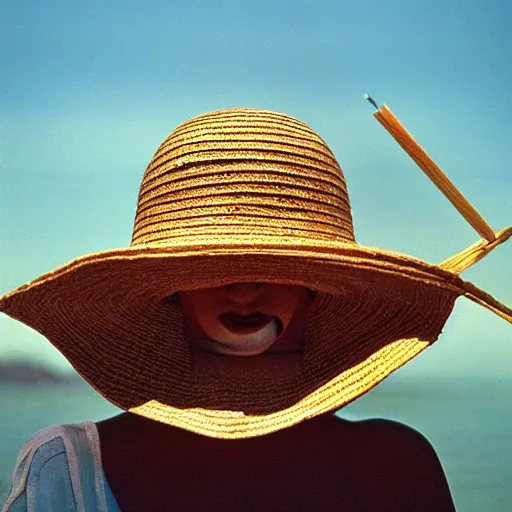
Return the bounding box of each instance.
[363,93,379,111]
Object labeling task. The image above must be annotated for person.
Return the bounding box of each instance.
[1,107,510,511]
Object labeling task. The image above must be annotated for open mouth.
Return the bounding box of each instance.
[218,312,283,335]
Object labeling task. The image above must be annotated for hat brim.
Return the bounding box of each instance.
[1,237,510,438]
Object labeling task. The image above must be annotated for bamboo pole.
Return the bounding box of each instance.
[365,94,496,242]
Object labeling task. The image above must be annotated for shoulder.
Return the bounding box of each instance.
[314,414,434,444]
[12,423,97,472]
[3,423,101,511]
[330,416,456,511]
[325,415,437,450]
[329,416,445,474]
[349,417,444,469]
[345,416,437,449]
[9,423,84,485]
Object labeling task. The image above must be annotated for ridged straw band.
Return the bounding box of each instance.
[0,108,510,439]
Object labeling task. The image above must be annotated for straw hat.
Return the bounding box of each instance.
[1,108,510,439]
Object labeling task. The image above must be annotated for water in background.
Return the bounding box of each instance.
[1,375,511,511]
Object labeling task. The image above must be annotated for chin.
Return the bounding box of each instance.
[213,345,272,357]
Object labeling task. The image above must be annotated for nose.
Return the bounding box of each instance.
[224,282,263,303]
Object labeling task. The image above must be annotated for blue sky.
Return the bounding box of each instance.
[1,0,511,376]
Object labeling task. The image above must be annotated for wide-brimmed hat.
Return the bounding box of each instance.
[1,108,510,439]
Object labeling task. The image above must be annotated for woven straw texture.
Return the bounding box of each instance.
[1,108,510,439]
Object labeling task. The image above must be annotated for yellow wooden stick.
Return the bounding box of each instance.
[365,95,496,242]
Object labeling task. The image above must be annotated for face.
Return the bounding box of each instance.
[178,283,313,356]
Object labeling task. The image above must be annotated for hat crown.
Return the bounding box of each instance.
[131,108,355,246]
